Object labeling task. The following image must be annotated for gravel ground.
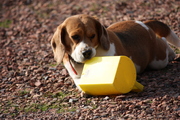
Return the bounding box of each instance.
[0,0,180,119]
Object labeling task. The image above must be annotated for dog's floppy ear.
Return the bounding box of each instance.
[51,25,66,64]
[95,19,110,50]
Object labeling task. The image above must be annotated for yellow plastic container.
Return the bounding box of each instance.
[79,56,144,95]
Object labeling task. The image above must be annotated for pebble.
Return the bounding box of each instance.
[93,116,100,119]
[49,67,56,71]
[69,98,78,103]
[83,106,93,109]
[103,96,109,101]
[44,76,49,80]
[175,107,180,111]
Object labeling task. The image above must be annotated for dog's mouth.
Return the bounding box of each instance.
[68,55,83,75]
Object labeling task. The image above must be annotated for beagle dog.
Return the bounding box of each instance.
[51,14,180,90]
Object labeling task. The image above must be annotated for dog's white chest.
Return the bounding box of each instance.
[96,43,116,56]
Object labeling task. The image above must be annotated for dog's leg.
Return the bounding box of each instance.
[161,37,176,61]
[73,78,82,91]
[73,78,92,97]
[149,37,175,70]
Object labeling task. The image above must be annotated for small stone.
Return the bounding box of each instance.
[83,106,93,109]
[61,69,68,76]
[69,99,73,103]
[69,98,78,103]
[44,76,48,80]
[103,96,109,101]
[35,80,41,87]
[49,67,56,71]
[33,94,41,98]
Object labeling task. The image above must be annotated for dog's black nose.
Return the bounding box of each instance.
[82,49,92,59]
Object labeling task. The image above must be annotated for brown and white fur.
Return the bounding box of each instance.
[51,14,180,90]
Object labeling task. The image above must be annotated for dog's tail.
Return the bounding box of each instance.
[144,20,180,48]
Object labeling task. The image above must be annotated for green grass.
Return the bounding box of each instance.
[0,19,12,28]
[170,45,180,54]
[0,90,97,117]
[23,103,49,112]
[35,10,49,19]
[49,63,58,67]
[90,3,99,12]
[175,48,180,54]
[43,91,69,99]
[1,91,80,116]
[56,105,77,113]
[23,101,76,114]
[19,90,29,96]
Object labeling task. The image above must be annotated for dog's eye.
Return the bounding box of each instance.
[72,35,80,40]
[90,34,95,39]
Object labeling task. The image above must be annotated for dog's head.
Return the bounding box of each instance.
[51,14,110,64]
